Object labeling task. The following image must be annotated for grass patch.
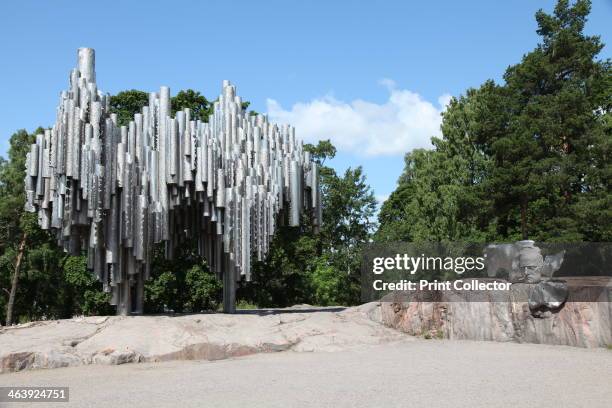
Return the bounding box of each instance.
[236,300,258,310]
[423,329,445,340]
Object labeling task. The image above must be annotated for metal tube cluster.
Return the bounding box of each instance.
[24,48,320,314]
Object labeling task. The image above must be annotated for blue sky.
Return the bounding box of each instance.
[1,0,610,205]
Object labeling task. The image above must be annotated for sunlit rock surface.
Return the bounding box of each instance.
[0,304,406,374]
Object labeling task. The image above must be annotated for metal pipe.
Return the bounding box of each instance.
[24,48,320,315]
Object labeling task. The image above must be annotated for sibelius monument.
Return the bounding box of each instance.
[24,48,320,315]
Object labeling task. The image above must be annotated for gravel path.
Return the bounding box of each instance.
[3,340,611,408]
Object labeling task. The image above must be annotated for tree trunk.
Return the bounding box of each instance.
[520,196,528,240]
[5,233,27,326]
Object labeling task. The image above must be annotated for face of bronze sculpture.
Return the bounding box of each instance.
[24,48,320,315]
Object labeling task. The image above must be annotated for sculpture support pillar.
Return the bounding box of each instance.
[116,280,130,316]
[115,280,144,315]
[134,274,145,315]
[222,254,236,313]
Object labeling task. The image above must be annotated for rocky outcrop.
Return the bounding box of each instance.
[0,304,407,374]
[2,278,609,374]
[379,277,612,347]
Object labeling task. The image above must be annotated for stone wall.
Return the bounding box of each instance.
[379,277,612,348]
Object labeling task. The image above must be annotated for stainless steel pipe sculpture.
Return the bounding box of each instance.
[25,48,321,315]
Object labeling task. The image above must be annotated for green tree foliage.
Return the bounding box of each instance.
[63,255,112,316]
[171,89,212,122]
[185,264,223,312]
[379,0,610,243]
[0,128,50,323]
[0,129,36,246]
[0,128,114,323]
[305,140,336,166]
[109,90,149,126]
[309,258,347,306]
[144,243,222,313]
[498,0,611,241]
[241,225,317,307]
[110,89,215,126]
[377,146,489,242]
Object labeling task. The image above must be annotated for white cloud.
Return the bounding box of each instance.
[266,80,451,157]
[375,194,389,208]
